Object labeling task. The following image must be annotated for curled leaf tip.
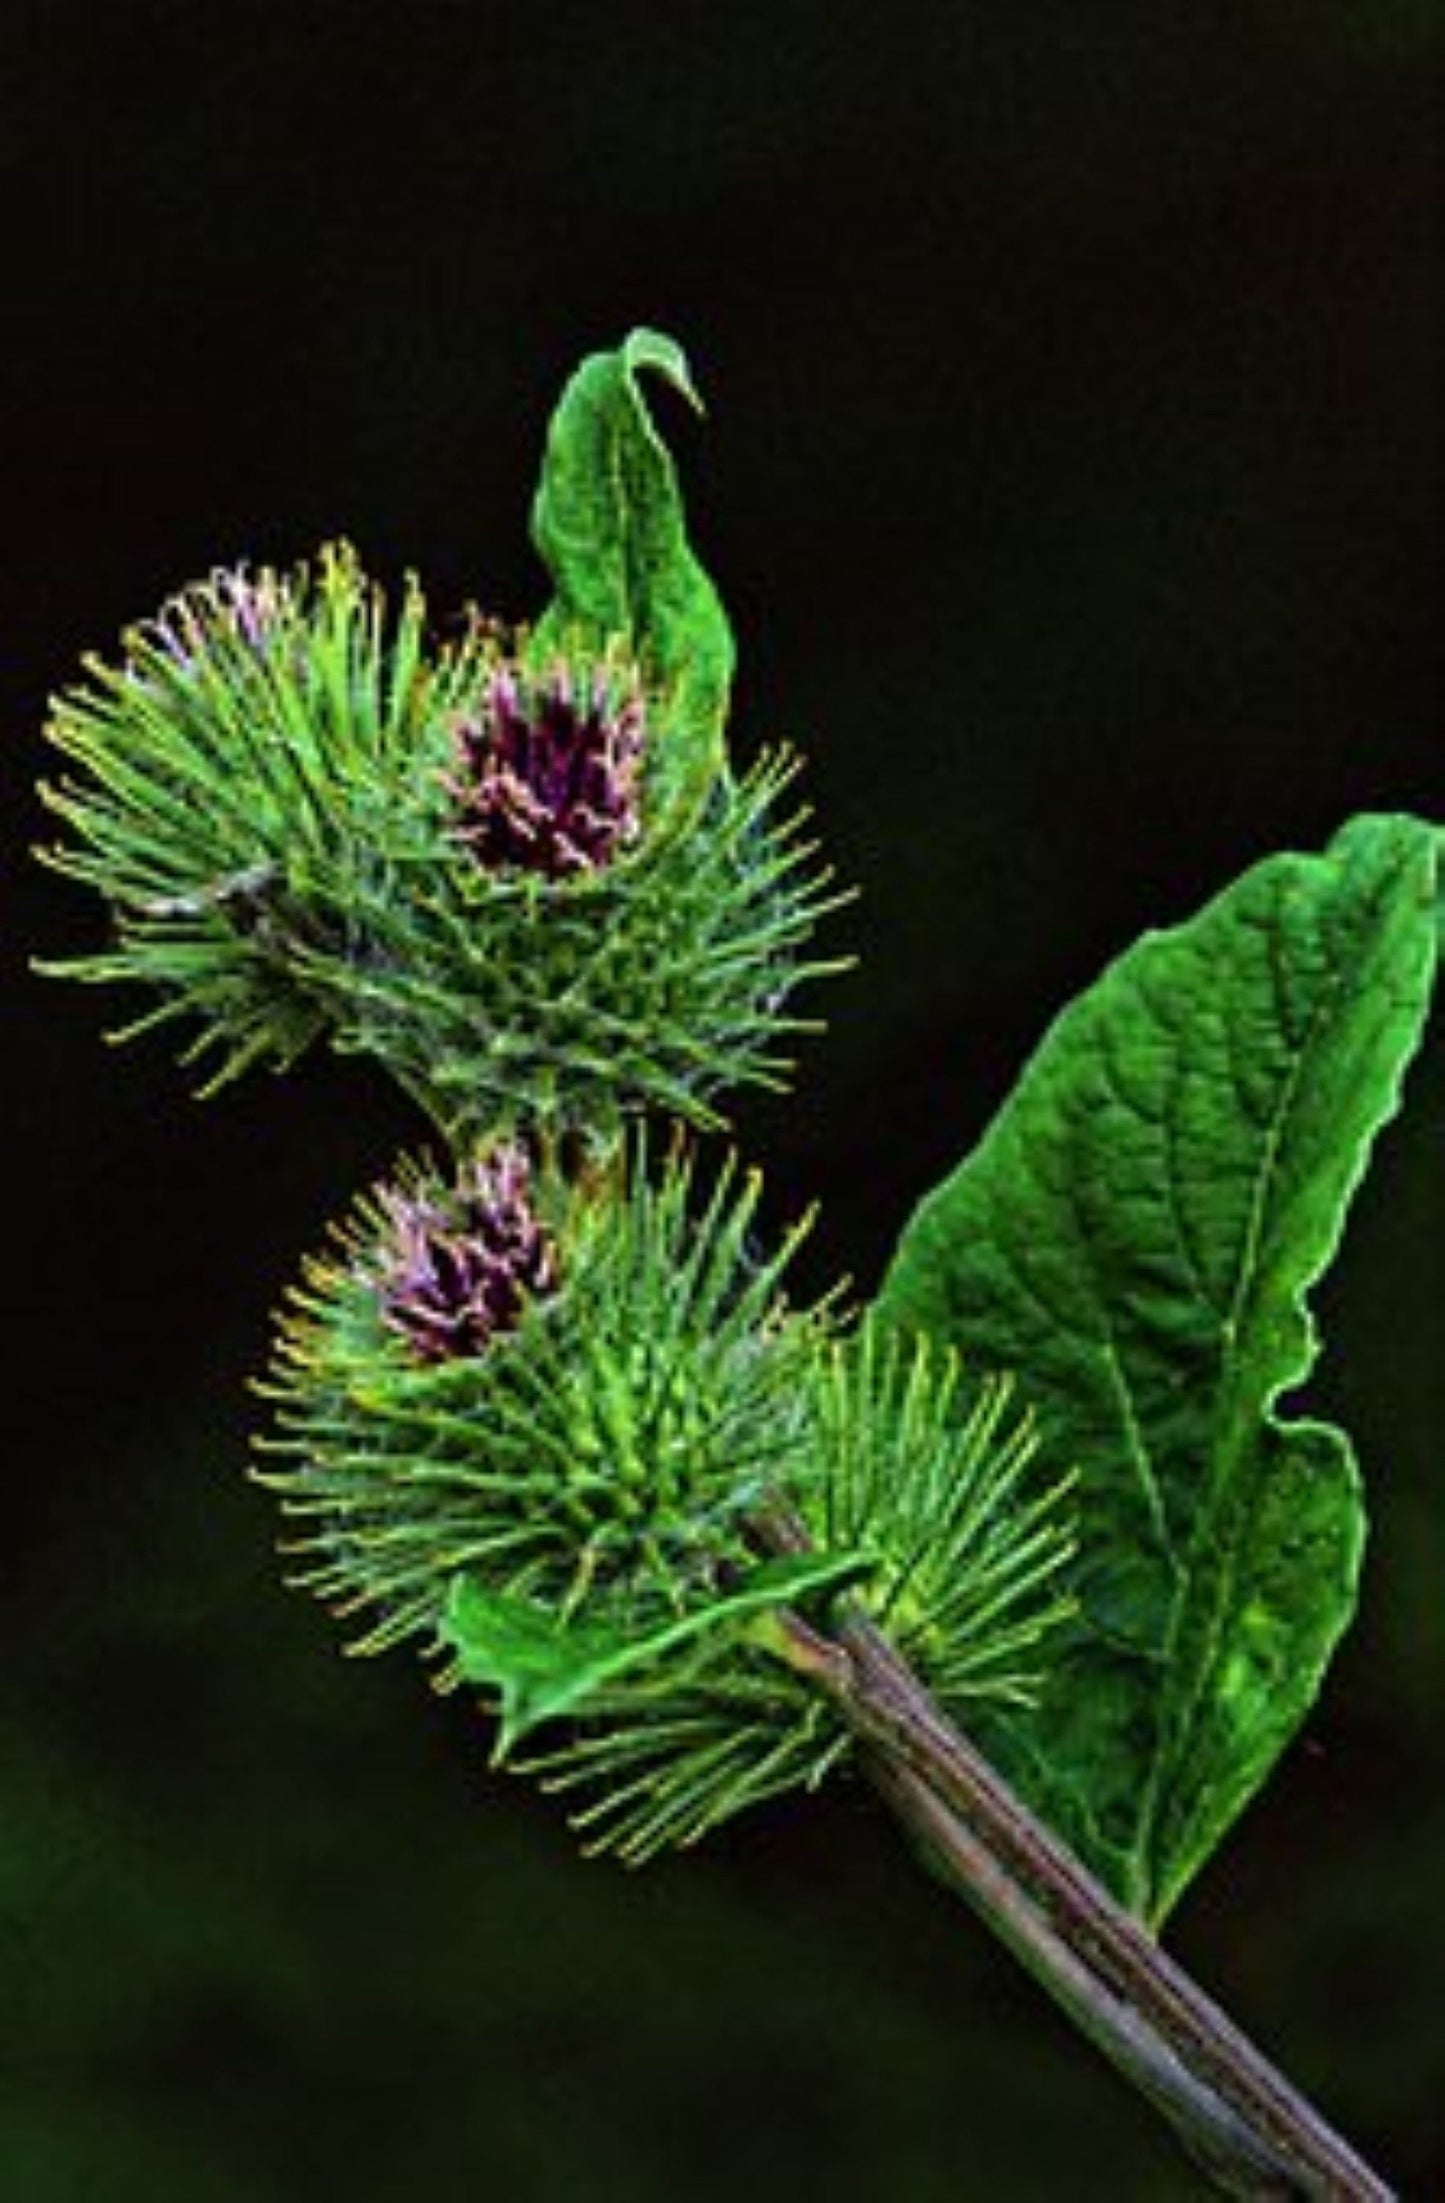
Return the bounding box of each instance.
[620,325,706,415]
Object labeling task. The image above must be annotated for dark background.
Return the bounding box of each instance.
[4,4,1441,2197]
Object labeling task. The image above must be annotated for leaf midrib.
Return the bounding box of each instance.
[1132,914,1332,1902]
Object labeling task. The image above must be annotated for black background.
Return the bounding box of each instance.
[4,5,1442,2197]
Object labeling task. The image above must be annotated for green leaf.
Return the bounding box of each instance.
[876,814,1438,1924]
[528,326,736,782]
[442,1551,874,1755]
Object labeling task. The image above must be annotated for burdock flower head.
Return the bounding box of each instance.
[450,660,645,880]
[34,543,499,1087]
[262,1142,812,1647]
[256,1143,862,1837]
[258,1138,1074,1864]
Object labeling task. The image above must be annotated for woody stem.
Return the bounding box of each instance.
[752,1508,1393,2202]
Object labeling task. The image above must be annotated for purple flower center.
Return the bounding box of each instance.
[450,661,645,879]
[374,1145,558,1362]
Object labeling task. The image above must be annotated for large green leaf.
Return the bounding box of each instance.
[529,326,735,784]
[876,814,1438,1924]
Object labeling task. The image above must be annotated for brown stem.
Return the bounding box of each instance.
[753,1512,1394,2202]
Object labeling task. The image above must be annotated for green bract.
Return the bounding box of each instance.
[800,1323,1077,1716]
[500,1317,1075,1861]
[37,334,846,1137]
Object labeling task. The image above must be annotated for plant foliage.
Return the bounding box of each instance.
[34,329,1443,1924]
[877,814,1439,1921]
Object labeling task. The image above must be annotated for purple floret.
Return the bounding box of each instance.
[374,1144,558,1361]
[450,661,645,879]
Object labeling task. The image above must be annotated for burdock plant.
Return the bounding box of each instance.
[37,327,1437,2197]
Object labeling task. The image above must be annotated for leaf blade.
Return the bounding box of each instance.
[528,326,735,781]
[876,813,1438,1921]
[443,1550,874,1754]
